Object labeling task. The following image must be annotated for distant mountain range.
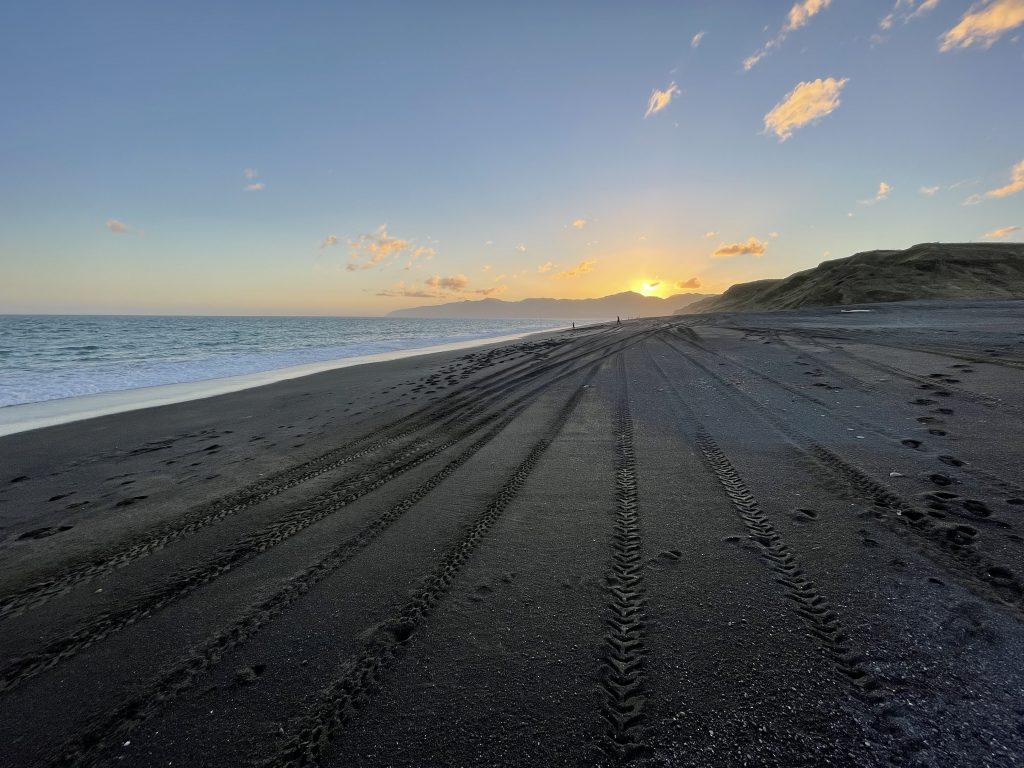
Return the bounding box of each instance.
[387,291,714,319]
[678,242,1024,314]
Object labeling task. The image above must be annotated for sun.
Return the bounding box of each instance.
[636,280,661,296]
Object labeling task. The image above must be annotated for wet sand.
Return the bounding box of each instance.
[1,300,1024,767]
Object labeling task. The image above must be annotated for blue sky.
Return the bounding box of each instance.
[1,0,1022,315]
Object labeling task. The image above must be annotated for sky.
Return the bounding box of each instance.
[1,0,1023,316]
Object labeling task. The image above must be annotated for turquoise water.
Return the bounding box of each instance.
[0,315,569,407]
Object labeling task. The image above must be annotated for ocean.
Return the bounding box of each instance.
[0,315,570,408]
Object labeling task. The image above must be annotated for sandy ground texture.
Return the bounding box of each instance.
[1,300,1023,767]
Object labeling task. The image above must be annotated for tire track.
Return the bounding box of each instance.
[695,431,879,697]
[48,406,526,767]
[669,326,1024,502]
[643,343,879,697]
[596,368,648,760]
[0,327,641,622]
[656,332,1024,618]
[0,333,650,696]
[258,366,598,768]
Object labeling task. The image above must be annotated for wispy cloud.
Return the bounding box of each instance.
[702,230,719,238]
[920,185,941,195]
[691,30,706,48]
[106,219,129,234]
[377,275,505,299]
[769,231,780,238]
[645,82,680,118]
[965,159,1024,204]
[983,224,1021,238]
[572,218,587,229]
[677,277,702,290]
[537,261,556,273]
[940,0,1024,51]
[555,259,597,278]
[713,237,767,258]
[515,244,528,253]
[320,234,339,249]
[346,225,422,270]
[763,77,848,141]
[744,0,833,71]
[861,181,892,204]
[879,0,940,33]
[242,168,264,191]
[480,264,491,272]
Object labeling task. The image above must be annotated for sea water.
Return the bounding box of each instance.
[0,315,570,408]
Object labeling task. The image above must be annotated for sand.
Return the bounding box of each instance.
[1,302,1024,767]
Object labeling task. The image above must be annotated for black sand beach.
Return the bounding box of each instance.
[2,300,1024,767]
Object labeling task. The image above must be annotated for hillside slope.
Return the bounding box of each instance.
[680,242,1024,314]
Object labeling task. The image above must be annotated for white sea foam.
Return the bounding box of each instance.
[0,327,567,437]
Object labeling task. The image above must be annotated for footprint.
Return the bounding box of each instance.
[115,495,149,507]
[793,508,819,521]
[933,408,955,415]
[9,475,29,484]
[912,398,936,405]
[928,429,948,436]
[18,525,73,540]
[901,439,923,450]
[939,455,964,467]
[961,499,992,518]
[944,525,978,546]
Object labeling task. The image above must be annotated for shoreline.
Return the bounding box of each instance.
[0,324,577,438]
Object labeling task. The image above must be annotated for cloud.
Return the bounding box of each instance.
[879,0,940,33]
[967,159,1024,204]
[677,277,702,290]
[702,230,719,238]
[320,234,339,249]
[106,219,129,234]
[713,237,767,258]
[744,0,833,70]
[244,182,265,191]
[920,185,941,195]
[515,244,528,252]
[769,231,780,238]
[763,77,848,141]
[645,82,680,118]
[691,30,706,48]
[983,225,1021,238]
[480,264,491,272]
[940,0,1024,51]
[243,168,258,179]
[861,181,892,204]
[537,261,556,273]
[377,276,505,299]
[346,225,414,270]
[572,218,587,229]
[555,259,597,278]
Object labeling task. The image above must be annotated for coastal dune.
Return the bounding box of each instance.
[2,303,1024,766]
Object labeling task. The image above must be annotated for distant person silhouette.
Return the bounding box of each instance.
[616,316,621,324]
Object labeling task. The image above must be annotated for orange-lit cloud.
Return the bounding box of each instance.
[713,237,767,258]
[645,82,680,118]
[677,277,702,290]
[764,77,848,141]
[702,230,718,238]
[983,225,1021,238]
[320,234,339,248]
[572,218,587,229]
[378,275,505,299]
[745,0,833,71]
[106,219,129,234]
[538,261,555,273]
[940,0,1024,51]
[346,225,417,270]
[965,159,1024,204]
[555,260,597,278]
[879,0,939,32]
[861,181,892,204]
